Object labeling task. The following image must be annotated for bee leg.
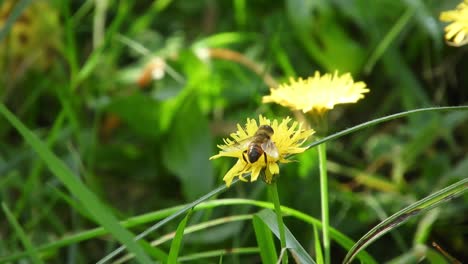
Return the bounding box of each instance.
[261,153,269,183]
[242,150,249,163]
[239,151,252,181]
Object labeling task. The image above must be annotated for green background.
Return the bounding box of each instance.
[0,0,467,263]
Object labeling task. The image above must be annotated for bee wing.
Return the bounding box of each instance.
[261,140,279,159]
[220,137,252,152]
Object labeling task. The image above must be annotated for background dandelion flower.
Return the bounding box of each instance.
[440,0,468,46]
[210,115,314,187]
[263,71,369,113]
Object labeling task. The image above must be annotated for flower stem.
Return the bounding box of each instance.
[318,143,330,264]
[269,182,288,264]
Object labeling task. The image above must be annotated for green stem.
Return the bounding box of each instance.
[318,143,330,264]
[269,182,288,264]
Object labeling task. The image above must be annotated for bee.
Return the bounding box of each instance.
[241,125,279,164]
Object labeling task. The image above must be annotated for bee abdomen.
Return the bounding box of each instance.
[247,145,263,163]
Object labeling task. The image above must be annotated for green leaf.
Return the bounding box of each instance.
[168,210,193,264]
[106,94,162,139]
[343,178,468,264]
[286,0,365,74]
[0,104,152,264]
[2,202,44,264]
[256,209,317,264]
[49,187,94,222]
[162,95,214,200]
[252,215,278,263]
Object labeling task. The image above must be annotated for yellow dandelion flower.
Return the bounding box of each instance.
[262,71,369,113]
[210,115,314,187]
[440,0,468,46]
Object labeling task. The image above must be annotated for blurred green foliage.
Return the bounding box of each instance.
[0,0,467,263]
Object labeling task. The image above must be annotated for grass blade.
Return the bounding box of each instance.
[96,180,236,263]
[2,202,44,264]
[343,178,468,264]
[168,210,193,264]
[1,198,374,263]
[306,106,468,150]
[253,215,278,263]
[257,209,317,264]
[115,214,253,263]
[313,224,324,264]
[178,247,259,262]
[364,8,415,73]
[0,104,151,263]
